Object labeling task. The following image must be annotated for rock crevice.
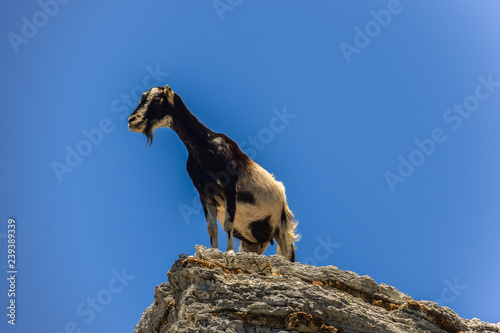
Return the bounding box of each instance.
[135,246,499,333]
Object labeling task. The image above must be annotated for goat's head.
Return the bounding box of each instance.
[128,85,175,146]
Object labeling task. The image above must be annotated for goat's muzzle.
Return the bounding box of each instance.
[128,115,146,133]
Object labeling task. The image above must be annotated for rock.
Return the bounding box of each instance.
[135,245,500,333]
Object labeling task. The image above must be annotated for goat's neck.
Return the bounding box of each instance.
[170,96,214,161]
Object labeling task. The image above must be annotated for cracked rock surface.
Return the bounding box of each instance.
[135,246,499,333]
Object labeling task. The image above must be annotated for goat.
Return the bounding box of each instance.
[128,85,299,261]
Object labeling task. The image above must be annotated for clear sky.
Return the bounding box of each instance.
[1,1,500,332]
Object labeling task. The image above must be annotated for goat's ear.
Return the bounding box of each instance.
[164,85,173,96]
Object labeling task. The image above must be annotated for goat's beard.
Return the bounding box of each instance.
[143,126,154,147]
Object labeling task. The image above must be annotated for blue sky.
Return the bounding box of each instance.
[1,1,500,331]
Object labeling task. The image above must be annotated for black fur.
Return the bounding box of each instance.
[250,215,273,244]
[233,228,254,244]
[237,191,256,205]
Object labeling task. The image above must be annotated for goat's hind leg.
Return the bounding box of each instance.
[202,201,219,249]
[274,232,295,262]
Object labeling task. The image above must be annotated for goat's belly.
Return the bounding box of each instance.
[217,203,277,244]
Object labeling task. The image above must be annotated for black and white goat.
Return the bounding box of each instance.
[128,85,299,261]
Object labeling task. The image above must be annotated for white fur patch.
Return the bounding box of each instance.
[216,161,287,244]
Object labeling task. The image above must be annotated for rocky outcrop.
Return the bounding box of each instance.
[135,246,499,333]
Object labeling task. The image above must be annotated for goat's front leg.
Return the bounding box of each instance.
[202,199,219,249]
[223,186,237,253]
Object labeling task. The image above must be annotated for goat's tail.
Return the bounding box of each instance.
[276,202,300,262]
